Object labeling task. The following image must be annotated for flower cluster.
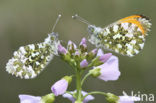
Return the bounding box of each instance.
[18,37,140,103]
[57,37,120,82]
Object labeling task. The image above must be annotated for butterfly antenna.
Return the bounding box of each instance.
[51,14,62,32]
[72,14,91,25]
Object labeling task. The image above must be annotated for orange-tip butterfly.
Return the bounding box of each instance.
[6,15,61,79]
[72,14,151,57]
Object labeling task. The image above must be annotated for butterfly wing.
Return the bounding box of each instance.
[88,15,151,57]
[6,33,60,79]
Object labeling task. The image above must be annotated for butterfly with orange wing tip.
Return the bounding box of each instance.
[6,15,61,79]
[72,14,151,57]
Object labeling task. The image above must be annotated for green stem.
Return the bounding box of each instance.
[82,91,107,101]
[65,91,73,96]
[81,72,91,86]
[76,69,82,102]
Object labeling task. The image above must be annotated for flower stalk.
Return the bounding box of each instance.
[82,91,107,101]
[76,69,82,103]
[81,72,91,86]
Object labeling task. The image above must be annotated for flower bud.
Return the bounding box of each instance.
[63,53,71,62]
[41,93,55,103]
[91,49,98,55]
[67,40,77,53]
[80,59,88,69]
[80,38,87,46]
[87,49,97,60]
[63,75,72,84]
[106,93,119,103]
[58,44,67,55]
[89,68,101,77]
[79,38,87,52]
[51,76,72,96]
[75,50,80,56]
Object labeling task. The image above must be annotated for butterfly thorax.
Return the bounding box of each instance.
[44,32,60,55]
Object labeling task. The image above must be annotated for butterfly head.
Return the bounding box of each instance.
[88,25,103,47]
[50,32,59,40]
[88,25,95,34]
[88,25,103,36]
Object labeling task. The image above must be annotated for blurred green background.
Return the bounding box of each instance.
[0,0,155,103]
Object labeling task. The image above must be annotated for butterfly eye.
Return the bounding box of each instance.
[88,25,95,33]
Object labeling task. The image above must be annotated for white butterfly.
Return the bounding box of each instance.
[6,15,61,79]
[72,14,151,57]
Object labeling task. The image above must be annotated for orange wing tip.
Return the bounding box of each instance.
[119,15,150,21]
[119,15,151,36]
[138,14,150,20]
[119,15,142,22]
[121,19,145,35]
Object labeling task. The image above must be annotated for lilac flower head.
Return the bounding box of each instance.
[63,90,94,103]
[19,94,41,103]
[95,55,120,81]
[58,44,67,54]
[51,79,68,96]
[80,59,88,68]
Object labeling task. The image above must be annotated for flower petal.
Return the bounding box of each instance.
[97,49,104,56]
[91,49,98,55]
[58,44,67,54]
[19,95,41,103]
[62,90,94,103]
[62,92,75,103]
[81,91,95,103]
[51,79,68,96]
[80,38,87,45]
[80,59,88,68]
[119,96,140,103]
[99,53,112,63]
[80,38,87,48]
[97,55,120,81]
[68,40,77,50]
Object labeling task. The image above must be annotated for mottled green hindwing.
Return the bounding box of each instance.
[88,15,151,57]
[6,33,60,79]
